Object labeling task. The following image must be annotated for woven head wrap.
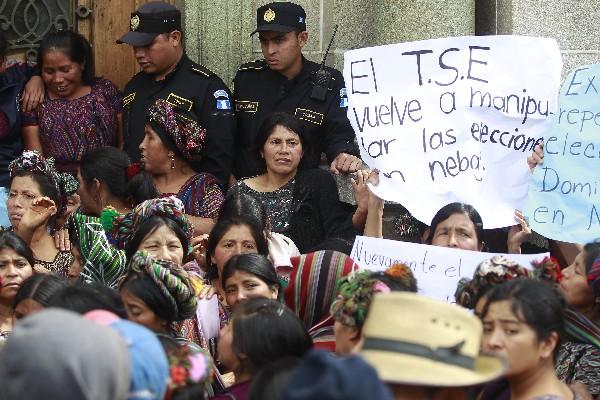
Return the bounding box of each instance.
[146,99,207,162]
[8,150,79,214]
[531,256,562,283]
[284,251,359,351]
[588,255,600,295]
[455,255,530,309]
[105,196,193,250]
[128,250,197,321]
[330,270,387,328]
[330,263,416,328]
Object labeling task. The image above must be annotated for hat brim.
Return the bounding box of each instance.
[117,31,158,46]
[361,350,506,387]
[250,24,296,36]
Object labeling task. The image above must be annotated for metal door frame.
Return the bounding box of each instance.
[0,0,76,61]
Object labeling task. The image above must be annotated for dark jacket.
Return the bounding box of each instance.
[0,62,34,187]
[287,168,356,253]
[233,58,359,179]
[123,54,236,186]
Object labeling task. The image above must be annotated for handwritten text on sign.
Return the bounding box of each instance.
[350,236,548,303]
[525,64,600,243]
[343,36,561,228]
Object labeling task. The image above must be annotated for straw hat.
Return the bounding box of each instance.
[361,292,505,387]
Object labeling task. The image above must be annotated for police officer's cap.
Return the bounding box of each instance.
[117,1,181,46]
[251,2,307,36]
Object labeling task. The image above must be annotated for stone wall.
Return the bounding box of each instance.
[477,0,600,79]
[180,0,600,88]
[179,0,475,87]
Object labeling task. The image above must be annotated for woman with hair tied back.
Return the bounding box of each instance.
[105,196,220,352]
[7,151,78,276]
[213,297,312,400]
[119,251,198,349]
[554,243,600,398]
[161,338,215,400]
[454,255,597,400]
[21,30,123,173]
[195,215,270,354]
[231,112,357,254]
[13,274,66,320]
[364,171,531,254]
[480,279,584,400]
[140,99,224,236]
[221,253,280,309]
[0,231,35,342]
[215,192,299,281]
[73,146,157,287]
[454,255,532,315]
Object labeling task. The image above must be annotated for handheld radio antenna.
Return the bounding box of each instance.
[310,24,339,101]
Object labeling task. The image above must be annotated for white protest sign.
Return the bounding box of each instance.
[350,236,548,302]
[343,36,562,228]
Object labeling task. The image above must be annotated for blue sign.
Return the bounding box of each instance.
[525,64,600,243]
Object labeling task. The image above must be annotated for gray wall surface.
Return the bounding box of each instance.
[180,0,600,85]
[477,0,600,79]
[179,0,475,86]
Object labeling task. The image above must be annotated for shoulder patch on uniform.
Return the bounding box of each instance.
[191,64,213,78]
[213,90,229,99]
[339,87,348,108]
[238,59,267,71]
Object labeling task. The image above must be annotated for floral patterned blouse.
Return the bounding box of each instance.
[34,250,73,278]
[232,178,295,233]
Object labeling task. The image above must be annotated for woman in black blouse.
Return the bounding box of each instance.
[231,112,356,253]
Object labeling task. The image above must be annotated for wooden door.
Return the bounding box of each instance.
[78,0,176,90]
[3,0,174,90]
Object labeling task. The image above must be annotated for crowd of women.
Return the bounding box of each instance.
[0,27,598,400]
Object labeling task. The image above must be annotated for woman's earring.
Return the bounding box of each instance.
[169,152,175,169]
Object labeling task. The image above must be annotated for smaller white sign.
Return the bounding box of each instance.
[350,236,548,303]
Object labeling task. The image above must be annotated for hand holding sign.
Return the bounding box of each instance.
[344,36,562,229]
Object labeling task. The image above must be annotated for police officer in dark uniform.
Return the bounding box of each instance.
[117,1,235,186]
[232,2,361,180]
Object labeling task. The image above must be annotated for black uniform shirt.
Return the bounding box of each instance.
[122,54,235,186]
[232,57,359,179]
